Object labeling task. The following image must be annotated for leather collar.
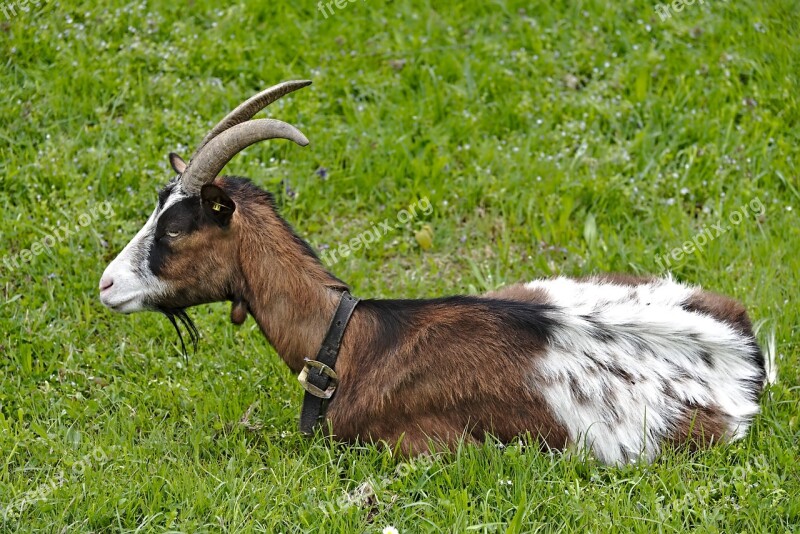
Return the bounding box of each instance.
[298,291,360,435]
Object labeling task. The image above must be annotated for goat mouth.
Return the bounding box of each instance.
[101,294,139,313]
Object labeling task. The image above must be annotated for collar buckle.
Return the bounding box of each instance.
[298,290,360,435]
[298,357,338,399]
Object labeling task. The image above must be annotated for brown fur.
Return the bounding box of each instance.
[579,273,657,286]
[329,301,569,454]
[164,180,570,453]
[228,183,346,373]
[483,283,551,304]
[152,179,754,457]
[682,289,756,337]
[156,222,239,307]
[669,403,731,450]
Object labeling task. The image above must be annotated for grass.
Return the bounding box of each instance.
[1,0,799,531]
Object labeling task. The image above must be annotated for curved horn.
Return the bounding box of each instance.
[180,119,309,195]
[192,80,312,157]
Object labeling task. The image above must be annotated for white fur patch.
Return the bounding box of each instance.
[523,276,763,464]
[99,179,187,312]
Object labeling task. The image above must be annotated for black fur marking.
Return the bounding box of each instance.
[148,197,202,276]
[609,362,634,384]
[629,337,652,358]
[580,313,615,343]
[582,349,635,384]
[698,349,714,368]
[568,375,591,404]
[604,393,621,423]
[742,339,767,400]
[157,183,175,211]
[680,299,765,372]
[358,296,558,364]
[746,340,766,381]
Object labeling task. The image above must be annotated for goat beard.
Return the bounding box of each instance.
[158,307,200,358]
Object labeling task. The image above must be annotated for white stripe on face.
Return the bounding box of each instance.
[99,181,188,313]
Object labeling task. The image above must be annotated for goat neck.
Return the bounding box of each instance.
[230,187,347,373]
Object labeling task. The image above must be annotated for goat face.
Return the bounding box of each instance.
[98,80,312,332]
[99,154,240,315]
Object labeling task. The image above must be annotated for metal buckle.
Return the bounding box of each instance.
[298,358,338,399]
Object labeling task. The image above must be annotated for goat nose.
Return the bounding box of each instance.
[99,275,114,291]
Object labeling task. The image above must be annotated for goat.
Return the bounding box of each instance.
[99,80,767,464]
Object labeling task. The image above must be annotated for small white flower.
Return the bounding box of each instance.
[382,527,399,534]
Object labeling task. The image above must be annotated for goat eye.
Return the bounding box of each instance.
[166,230,181,239]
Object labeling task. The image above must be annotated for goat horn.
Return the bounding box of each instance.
[180,119,309,195]
[192,80,312,157]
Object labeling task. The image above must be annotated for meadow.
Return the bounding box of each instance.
[0,0,798,531]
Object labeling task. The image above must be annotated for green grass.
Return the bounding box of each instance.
[1,0,799,531]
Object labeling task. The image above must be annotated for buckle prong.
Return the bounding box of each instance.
[298,358,338,399]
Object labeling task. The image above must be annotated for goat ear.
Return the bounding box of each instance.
[169,152,187,174]
[200,184,236,226]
